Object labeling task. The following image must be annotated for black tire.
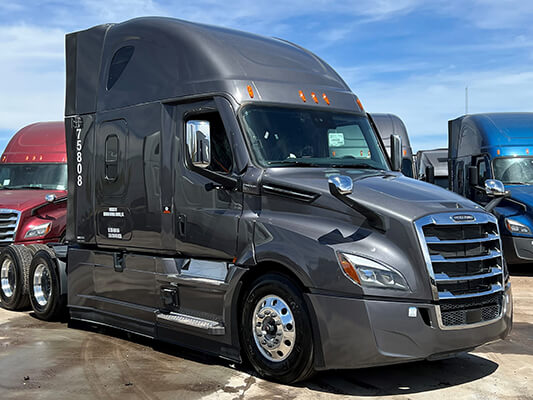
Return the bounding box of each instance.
[0,245,32,310]
[25,244,53,256]
[28,250,66,321]
[240,273,314,384]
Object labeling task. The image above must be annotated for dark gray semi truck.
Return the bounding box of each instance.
[21,17,512,383]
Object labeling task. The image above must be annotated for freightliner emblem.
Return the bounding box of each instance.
[451,214,475,222]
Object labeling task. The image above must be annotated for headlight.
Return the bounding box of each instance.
[505,218,531,234]
[24,222,52,238]
[337,252,410,291]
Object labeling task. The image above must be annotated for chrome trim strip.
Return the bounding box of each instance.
[435,267,502,283]
[430,249,501,263]
[425,234,499,244]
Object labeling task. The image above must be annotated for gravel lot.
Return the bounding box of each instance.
[1,270,531,400]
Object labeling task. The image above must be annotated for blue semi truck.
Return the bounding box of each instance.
[449,112,533,264]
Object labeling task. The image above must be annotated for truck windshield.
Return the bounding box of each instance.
[493,157,533,185]
[0,163,67,190]
[240,106,389,170]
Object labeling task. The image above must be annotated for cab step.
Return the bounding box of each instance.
[156,312,225,335]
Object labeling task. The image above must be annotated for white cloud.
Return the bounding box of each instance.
[351,67,533,151]
[0,25,65,133]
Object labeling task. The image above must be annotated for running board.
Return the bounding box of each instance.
[156,312,225,335]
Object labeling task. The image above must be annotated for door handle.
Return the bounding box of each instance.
[178,214,187,237]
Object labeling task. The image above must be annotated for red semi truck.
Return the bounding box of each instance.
[0,122,67,310]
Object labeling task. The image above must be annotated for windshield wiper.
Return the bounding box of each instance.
[1,185,43,190]
[268,160,321,167]
[330,163,384,171]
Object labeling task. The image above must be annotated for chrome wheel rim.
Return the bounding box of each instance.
[33,263,51,307]
[0,258,15,298]
[252,295,296,362]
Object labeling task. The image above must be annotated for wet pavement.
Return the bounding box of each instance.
[0,271,531,400]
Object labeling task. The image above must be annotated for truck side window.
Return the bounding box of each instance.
[457,162,464,195]
[107,46,135,90]
[105,135,119,181]
[186,112,233,174]
[477,159,488,184]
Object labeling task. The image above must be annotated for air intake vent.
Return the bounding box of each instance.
[415,212,505,329]
[262,184,319,202]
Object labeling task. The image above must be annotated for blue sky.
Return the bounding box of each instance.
[1,0,533,153]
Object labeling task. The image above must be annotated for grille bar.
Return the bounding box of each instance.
[425,234,499,244]
[438,283,503,299]
[0,209,21,244]
[430,249,501,263]
[434,267,502,283]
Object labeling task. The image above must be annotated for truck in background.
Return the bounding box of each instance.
[18,18,512,384]
[416,148,449,189]
[449,113,533,264]
[370,113,416,178]
[0,122,67,310]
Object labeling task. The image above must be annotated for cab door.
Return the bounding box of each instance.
[173,99,242,259]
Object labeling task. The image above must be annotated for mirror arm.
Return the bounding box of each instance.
[191,165,238,190]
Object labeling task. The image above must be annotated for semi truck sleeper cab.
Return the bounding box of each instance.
[19,17,512,384]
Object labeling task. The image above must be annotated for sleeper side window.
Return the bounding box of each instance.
[107,46,135,90]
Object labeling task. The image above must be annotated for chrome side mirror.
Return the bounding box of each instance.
[328,175,353,195]
[390,134,402,172]
[485,179,507,197]
[186,120,211,168]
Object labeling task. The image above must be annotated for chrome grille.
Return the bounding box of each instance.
[415,212,505,329]
[0,209,21,245]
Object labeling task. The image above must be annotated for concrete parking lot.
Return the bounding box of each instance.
[1,270,531,400]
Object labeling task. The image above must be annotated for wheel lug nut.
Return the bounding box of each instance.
[258,313,264,318]
[264,310,271,315]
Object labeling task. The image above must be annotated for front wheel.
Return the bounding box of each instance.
[240,273,314,383]
[28,250,66,321]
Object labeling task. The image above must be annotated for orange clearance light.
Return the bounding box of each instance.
[1,156,5,162]
[322,93,330,105]
[497,149,501,155]
[527,149,530,155]
[337,253,361,284]
[311,92,319,104]
[32,155,36,161]
[356,98,364,111]
[25,155,29,161]
[247,84,254,98]
[299,90,307,102]
[403,149,407,156]
[39,155,43,161]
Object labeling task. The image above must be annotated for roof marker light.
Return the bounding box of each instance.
[247,85,254,98]
[25,156,29,161]
[311,92,319,104]
[299,90,307,102]
[39,155,43,161]
[497,149,501,155]
[356,98,364,111]
[322,93,330,105]
[527,149,530,155]
[32,155,36,161]
[403,149,407,156]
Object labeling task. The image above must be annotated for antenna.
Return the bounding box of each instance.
[465,86,469,115]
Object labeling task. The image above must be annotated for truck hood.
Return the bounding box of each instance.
[262,168,482,222]
[0,190,66,212]
[506,185,533,208]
